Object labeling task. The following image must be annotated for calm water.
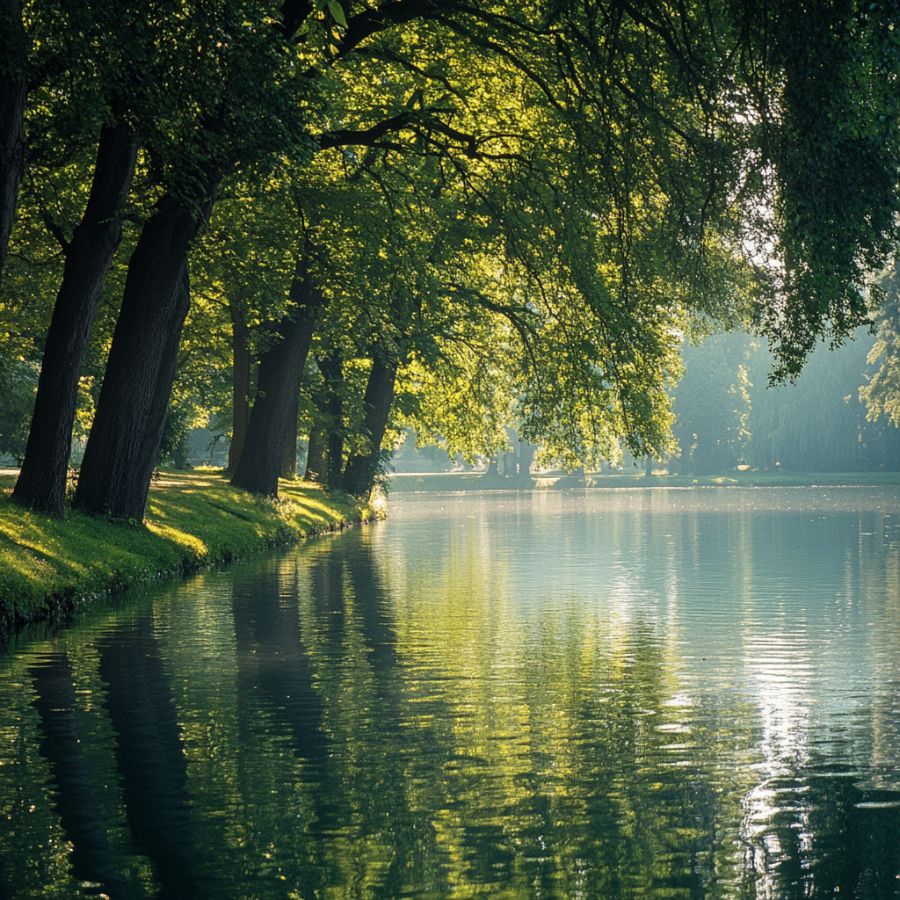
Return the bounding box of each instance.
[1,487,898,898]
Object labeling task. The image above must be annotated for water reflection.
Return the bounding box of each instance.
[232,560,329,770]
[98,619,200,897]
[30,652,128,896]
[0,488,897,897]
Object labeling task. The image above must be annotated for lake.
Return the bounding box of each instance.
[1,487,898,897]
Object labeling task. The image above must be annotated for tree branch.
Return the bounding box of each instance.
[41,211,70,253]
[335,0,447,59]
[279,0,315,38]
[318,110,419,149]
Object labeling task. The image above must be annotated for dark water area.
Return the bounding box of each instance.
[1,487,898,897]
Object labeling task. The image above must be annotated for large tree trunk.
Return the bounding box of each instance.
[280,388,299,479]
[13,123,138,516]
[135,267,192,504]
[227,299,250,474]
[341,353,398,496]
[77,265,190,521]
[516,439,535,482]
[0,0,25,279]
[303,427,325,482]
[231,259,324,497]
[74,190,206,520]
[319,351,345,489]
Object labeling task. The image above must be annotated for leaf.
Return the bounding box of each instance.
[326,0,347,28]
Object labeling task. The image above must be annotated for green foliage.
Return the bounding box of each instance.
[750,0,900,377]
[0,355,37,461]
[158,404,191,468]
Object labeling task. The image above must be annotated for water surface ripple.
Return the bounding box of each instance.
[1,487,898,897]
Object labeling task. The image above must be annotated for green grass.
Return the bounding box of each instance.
[0,469,367,633]
[389,469,900,492]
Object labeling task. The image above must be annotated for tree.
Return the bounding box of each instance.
[750,0,900,378]
[231,255,325,496]
[74,0,313,517]
[4,0,899,514]
[12,123,137,514]
[11,0,177,514]
[673,334,753,475]
[0,354,36,461]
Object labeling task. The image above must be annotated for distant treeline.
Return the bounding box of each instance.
[673,331,900,474]
[390,329,900,476]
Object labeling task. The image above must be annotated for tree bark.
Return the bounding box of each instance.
[516,439,535,482]
[280,388,299,479]
[13,123,137,516]
[136,268,192,503]
[303,427,325,482]
[74,190,203,521]
[227,299,250,474]
[231,259,324,497]
[341,353,398,496]
[319,351,345,489]
[0,0,25,279]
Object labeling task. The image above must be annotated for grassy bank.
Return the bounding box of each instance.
[389,469,900,492]
[0,469,367,633]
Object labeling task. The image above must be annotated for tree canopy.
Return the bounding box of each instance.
[1,0,898,514]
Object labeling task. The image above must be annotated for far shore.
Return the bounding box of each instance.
[389,469,900,493]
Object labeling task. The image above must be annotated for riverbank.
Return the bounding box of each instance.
[389,469,900,492]
[0,470,368,634]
